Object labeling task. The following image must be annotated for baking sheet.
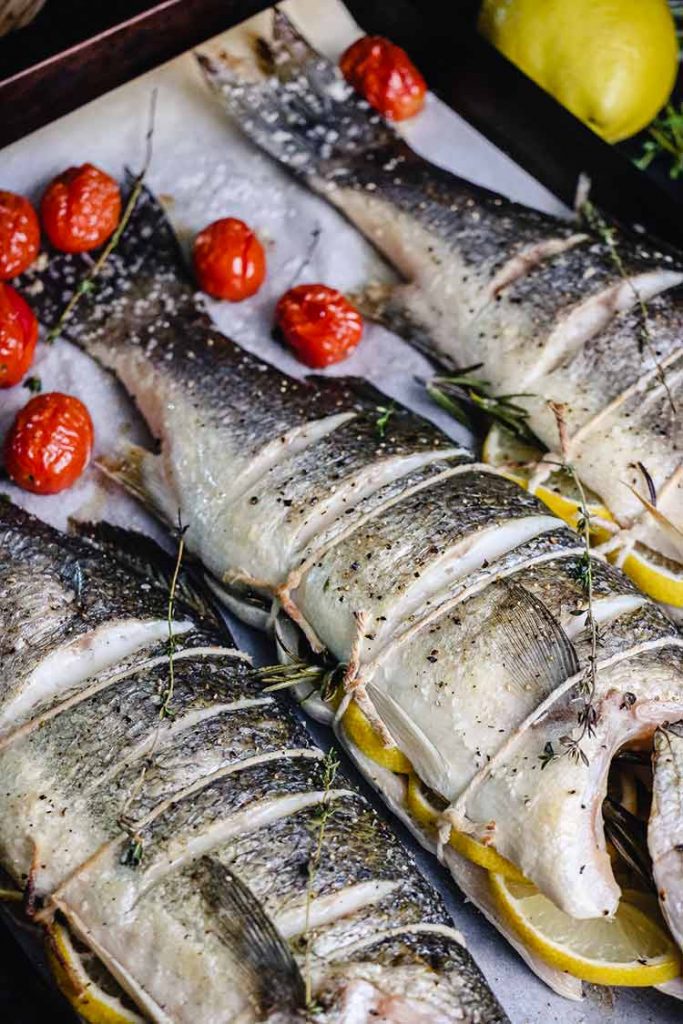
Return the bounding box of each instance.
[0,1,679,1021]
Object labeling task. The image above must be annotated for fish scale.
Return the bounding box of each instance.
[17,169,683,990]
[0,502,503,1023]
[200,8,683,563]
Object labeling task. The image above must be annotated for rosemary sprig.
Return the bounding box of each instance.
[159,513,188,720]
[256,658,346,703]
[375,402,395,438]
[45,90,157,345]
[580,200,675,415]
[303,749,340,1011]
[635,102,683,181]
[549,402,599,767]
[120,836,144,868]
[426,365,535,440]
[0,888,23,903]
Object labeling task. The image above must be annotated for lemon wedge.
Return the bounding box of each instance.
[341,698,412,773]
[482,423,612,535]
[47,921,145,1024]
[406,773,528,882]
[614,543,683,608]
[479,0,678,143]
[490,873,681,985]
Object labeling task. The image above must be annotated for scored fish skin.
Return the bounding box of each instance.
[0,501,507,1024]
[16,177,683,979]
[197,9,683,560]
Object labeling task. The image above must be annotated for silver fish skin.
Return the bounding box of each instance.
[197,10,683,564]
[650,722,683,950]
[0,501,507,1024]
[16,178,683,990]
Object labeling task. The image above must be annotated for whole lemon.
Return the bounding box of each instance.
[479,0,679,143]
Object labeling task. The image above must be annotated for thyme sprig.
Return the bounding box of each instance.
[159,513,188,720]
[375,402,395,438]
[45,90,157,345]
[303,749,340,1012]
[636,102,683,181]
[580,200,675,415]
[426,365,535,440]
[549,402,599,768]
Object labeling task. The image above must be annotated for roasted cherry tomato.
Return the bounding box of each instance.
[275,284,364,368]
[40,164,121,253]
[0,191,40,279]
[193,217,266,301]
[340,35,427,121]
[0,283,38,388]
[4,392,94,494]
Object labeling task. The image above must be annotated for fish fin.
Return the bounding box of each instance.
[348,281,450,363]
[97,444,178,526]
[197,10,402,181]
[71,520,224,628]
[194,856,305,1015]
[493,582,580,697]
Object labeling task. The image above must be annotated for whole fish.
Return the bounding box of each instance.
[16,175,683,997]
[0,501,506,1023]
[198,9,683,597]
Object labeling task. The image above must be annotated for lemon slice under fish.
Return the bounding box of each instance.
[341,698,412,773]
[617,543,683,608]
[483,424,683,606]
[46,921,145,1024]
[406,772,528,882]
[482,423,612,533]
[489,873,681,986]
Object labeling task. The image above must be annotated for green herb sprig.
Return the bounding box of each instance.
[303,749,340,1011]
[426,365,535,440]
[45,91,157,345]
[636,102,683,181]
[549,402,599,768]
[580,200,675,415]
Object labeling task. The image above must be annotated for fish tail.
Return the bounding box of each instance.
[197,9,402,185]
[15,176,198,351]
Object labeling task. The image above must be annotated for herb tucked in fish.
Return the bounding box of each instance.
[199,9,683,609]
[15,162,683,996]
[0,500,505,1024]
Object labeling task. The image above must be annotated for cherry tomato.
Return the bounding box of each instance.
[40,164,121,253]
[340,35,427,121]
[193,217,266,301]
[0,191,40,280]
[0,284,38,388]
[275,284,364,368]
[4,392,94,495]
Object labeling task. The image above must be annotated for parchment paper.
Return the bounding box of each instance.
[0,2,679,1020]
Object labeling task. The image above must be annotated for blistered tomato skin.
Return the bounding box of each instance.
[193,218,266,301]
[340,35,427,121]
[0,284,39,388]
[276,284,364,368]
[4,393,94,495]
[41,164,121,254]
[0,191,40,280]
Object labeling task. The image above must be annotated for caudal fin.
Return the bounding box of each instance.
[197,9,402,184]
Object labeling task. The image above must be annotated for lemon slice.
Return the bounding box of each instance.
[614,543,683,608]
[490,873,681,985]
[47,921,145,1024]
[483,423,612,534]
[341,698,412,773]
[406,773,528,882]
